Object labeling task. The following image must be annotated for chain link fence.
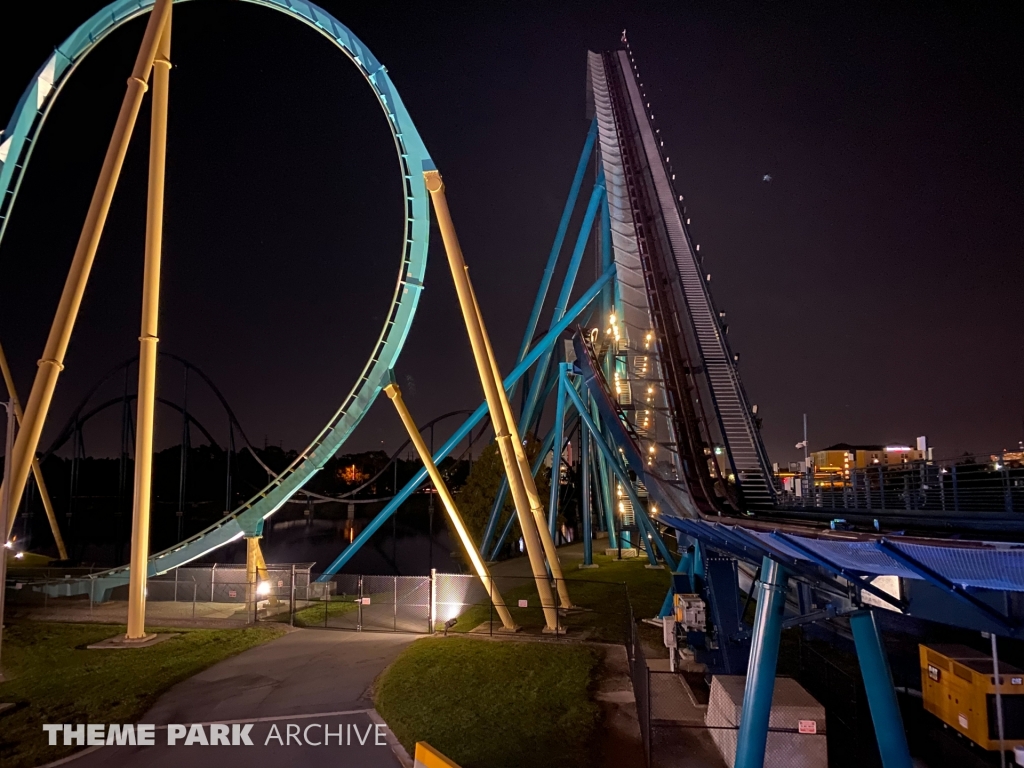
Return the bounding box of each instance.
[627,600,830,768]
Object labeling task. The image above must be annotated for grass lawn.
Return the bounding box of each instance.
[450,552,671,641]
[0,621,286,768]
[375,637,601,768]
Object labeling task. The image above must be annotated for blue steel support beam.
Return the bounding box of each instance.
[483,176,605,548]
[515,117,598,368]
[318,266,614,579]
[490,421,560,560]
[581,411,593,566]
[849,610,913,768]
[547,363,570,536]
[592,398,617,546]
[876,539,1014,630]
[480,363,558,553]
[735,557,788,768]
[562,374,677,570]
[518,174,606,436]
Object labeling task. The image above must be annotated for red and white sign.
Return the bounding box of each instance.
[798,720,817,735]
[518,599,528,608]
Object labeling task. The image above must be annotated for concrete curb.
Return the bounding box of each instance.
[368,709,412,768]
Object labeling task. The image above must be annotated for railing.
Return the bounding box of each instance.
[776,450,1024,516]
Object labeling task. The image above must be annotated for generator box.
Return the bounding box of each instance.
[920,643,1024,751]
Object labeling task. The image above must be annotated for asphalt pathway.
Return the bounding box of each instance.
[51,628,416,768]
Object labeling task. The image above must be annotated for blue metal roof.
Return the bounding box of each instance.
[661,517,1024,593]
[750,531,1024,593]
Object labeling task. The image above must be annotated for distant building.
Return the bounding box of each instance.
[812,436,931,475]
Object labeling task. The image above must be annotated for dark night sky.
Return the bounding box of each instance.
[1,1,1022,470]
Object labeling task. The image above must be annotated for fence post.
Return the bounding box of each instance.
[290,564,296,627]
[211,563,216,602]
[1002,454,1012,512]
[430,568,436,633]
[394,576,398,632]
[192,582,196,619]
[174,567,179,602]
[646,663,652,768]
[357,575,363,631]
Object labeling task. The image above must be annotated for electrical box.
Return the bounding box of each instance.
[663,615,677,649]
[674,593,706,632]
[920,643,1024,751]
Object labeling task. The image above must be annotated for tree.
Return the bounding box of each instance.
[455,435,550,551]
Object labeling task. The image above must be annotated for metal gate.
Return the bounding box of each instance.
[299,573,438,633]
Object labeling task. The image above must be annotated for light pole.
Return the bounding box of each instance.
[795,413,811,503]
[1,399,16,680]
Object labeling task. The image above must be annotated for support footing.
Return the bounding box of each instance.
[87,632,178,649]
[605,548,638,559]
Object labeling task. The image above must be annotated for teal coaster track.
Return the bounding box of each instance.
[0,0,433,593]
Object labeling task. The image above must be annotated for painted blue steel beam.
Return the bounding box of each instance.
[7,0,432,592]
[489,417,571,560]
[547,363,571,536]
[518,174,606,435]
[318,265,616,579]
[562,372,677,570]
[483,174,607,546]
[734,557,788,768]
[480,360,558,553]
[581,413,593,566]
[515,117,598,368]
[849,610,913,768]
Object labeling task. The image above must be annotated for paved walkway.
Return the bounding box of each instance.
[50,629,415,768]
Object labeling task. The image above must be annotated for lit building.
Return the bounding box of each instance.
[812,437,931,475]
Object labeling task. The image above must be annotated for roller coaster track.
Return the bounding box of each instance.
[0,0,432,593]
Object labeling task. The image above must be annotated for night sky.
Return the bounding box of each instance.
[1,1,1021,471]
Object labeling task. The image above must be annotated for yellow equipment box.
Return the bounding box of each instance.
[920,643,1024,751]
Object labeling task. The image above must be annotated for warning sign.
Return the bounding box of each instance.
[798,720,817,735]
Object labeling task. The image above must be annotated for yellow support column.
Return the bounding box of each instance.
[125,10,171,641]
[246,535,260,617]
[0,340,68,560]
[384,380,517,631]
[2,0,173,539]
[252,539,279,607]
[423,170,560,631]
[466,278,574,608]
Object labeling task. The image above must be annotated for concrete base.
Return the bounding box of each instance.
[87,632,179,650]
[605,548,639,559]
[541,625,568,635]
[705,675,826,768]
[0,702,15,715]
[578,563,600,569]
[645,564,665,570]
[468,621,522,635]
